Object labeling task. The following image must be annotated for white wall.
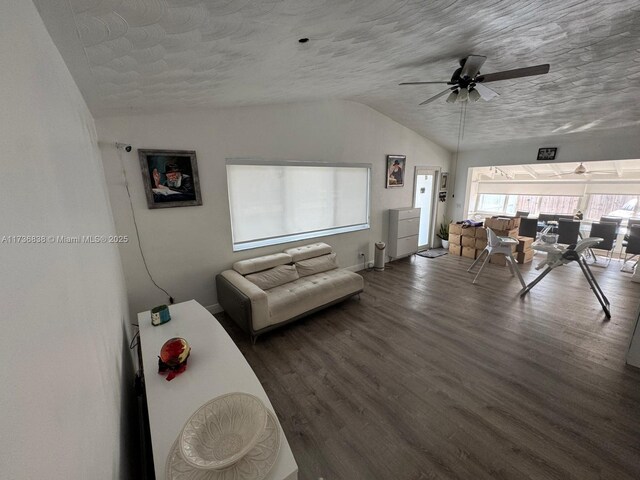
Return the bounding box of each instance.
[97,101,451,315]
[0,1,132,478]
[449,128,640,221]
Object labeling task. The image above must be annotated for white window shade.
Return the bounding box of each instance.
[227,160,370,251]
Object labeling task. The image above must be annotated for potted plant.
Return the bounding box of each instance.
[437,221,450,249]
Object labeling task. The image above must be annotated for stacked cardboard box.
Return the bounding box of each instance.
[448,223,462,256]
[461,226,477,259]
[485,217,521,266]
[448,218,533,266]
[515,236,535,264]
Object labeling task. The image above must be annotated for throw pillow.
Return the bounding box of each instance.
[245,264,299,290]
[295,253,338,277]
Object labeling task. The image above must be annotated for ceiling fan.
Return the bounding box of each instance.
[550,163,616,177]
[400,55,550,105]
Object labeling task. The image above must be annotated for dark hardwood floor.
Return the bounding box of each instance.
[217,254,640,480]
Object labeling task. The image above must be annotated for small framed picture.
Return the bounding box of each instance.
[386,155,406,188]
[440,172,449,191]
[138,149,203,209]
[537,147,557,161]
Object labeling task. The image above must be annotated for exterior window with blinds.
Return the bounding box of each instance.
[226,160,371,251]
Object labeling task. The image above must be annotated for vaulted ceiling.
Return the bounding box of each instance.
[34,0,640,150]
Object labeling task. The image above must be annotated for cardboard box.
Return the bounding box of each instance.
[462,236,476,248]
[449,244,462,256]
[485,217,521,231]
[475,228,487,240]
[516,250,534,264]
[492,228,519,238]
[462,246,477,259]
[449,233,461,245]
[489,253,507,266]
[516,236,534,253]
[475,238,487,250]
[449,223,462,235]
[461,226,477,237]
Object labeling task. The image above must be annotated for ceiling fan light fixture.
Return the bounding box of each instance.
[446,90,459,103]
[457,87,469,102]
[468,88,481,102]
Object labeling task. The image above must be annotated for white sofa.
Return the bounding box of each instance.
[216,243,364,341]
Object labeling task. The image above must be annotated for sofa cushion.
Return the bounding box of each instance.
[255,269,363,330]
[283,242,332,262]
[245,265,299,290]
[295,253,338,277]
[233,252,293,275]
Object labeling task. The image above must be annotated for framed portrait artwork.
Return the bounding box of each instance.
[138,149,203,209]
[386,155,406,188]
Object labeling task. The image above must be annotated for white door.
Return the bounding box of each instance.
[413,167,439,250]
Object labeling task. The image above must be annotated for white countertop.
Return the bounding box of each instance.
[138,300,298,480]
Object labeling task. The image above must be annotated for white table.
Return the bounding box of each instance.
[138,300,298,480]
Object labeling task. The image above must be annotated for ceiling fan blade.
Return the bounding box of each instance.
[399,81,451,85]
[474,82,499,101]
[460,55,486,79]
[549,172,578,177]
[419,88,452,106]
[588,170,617,175]
[478,64,550,83]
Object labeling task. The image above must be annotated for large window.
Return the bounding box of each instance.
[227,160,370,251]
[585,194,639,221]
[474,194,580,216]
[515,195,580,215]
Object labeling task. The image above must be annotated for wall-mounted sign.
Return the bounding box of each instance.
[537,147,558,161]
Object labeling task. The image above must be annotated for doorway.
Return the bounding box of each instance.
[413,167,439,250]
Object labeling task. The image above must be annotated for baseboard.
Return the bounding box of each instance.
[345,260,382,272]
[205,303,224,315]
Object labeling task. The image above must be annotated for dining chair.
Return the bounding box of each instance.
[537,213,556,232]
[467,228,526,287]
[538,213,556,223]
[588,222,618,266]
[557,219,581,245]
[518,217,538,239]
[621,225,640,271]
[620,218,640,260]
[600,215,623,233]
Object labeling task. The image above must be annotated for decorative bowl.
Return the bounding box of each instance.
[160,337,191,366]
[180,393,268,470]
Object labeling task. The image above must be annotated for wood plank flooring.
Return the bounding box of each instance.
[216,254,640,480]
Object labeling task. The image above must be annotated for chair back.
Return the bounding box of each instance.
[626,225,640,255]
[557,219,581,245]
[556,214,574,221]
[518,217,538,239]
[538,213,556,223]
[600,216,623,230]
[515,211,529,218]
[627,217,640,229]
[486,227,501,247]
[589,222,617,250]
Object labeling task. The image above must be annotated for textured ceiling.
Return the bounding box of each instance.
[34,0,640,150]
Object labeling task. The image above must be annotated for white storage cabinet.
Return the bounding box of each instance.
[388,207,421,260]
